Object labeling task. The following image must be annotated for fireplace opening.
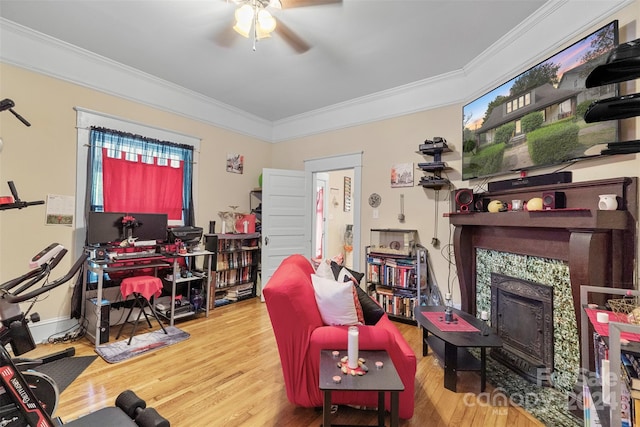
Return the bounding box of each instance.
[490,273,554,386]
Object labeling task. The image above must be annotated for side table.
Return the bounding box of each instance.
[415,305,502,393]
[319,349,404,427]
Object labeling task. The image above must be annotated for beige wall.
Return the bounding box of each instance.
[270,0,640,304]
[1,2,638,329]
[0,64,270,325]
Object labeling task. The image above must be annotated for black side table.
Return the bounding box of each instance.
[319,349,404,427]
[415,305,502,392]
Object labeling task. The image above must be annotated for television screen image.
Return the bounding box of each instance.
[462,20,620,181]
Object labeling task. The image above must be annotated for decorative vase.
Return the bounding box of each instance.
[487,200,504,213]
[526,197,544,211]
[598,194,618,211]
[191,288,204,312]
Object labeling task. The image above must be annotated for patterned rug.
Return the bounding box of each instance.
[96,326,189,363]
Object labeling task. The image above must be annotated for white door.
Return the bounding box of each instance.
[260,168,308,299]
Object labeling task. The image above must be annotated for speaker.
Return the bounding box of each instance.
[455,188,474,212]
[542,191,566,210]
[474,196,490,212]
[86,298,110,344]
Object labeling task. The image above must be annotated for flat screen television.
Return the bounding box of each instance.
[462,20,620,181]
[86,211,168,246]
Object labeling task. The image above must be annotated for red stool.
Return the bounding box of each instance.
[116,276,167,345]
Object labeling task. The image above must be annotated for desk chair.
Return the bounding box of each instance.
[116,276,167,345]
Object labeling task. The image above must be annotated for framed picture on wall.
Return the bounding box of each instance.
[226,153,244,174]
[344,176,352,212]
[391,163,414,188]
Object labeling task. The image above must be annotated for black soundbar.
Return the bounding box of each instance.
[487,172,572,192]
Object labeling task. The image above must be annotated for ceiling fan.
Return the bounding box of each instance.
[222,0,341,53]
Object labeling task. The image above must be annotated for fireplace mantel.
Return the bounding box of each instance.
[449,177,638,323]
[449,208,630,230]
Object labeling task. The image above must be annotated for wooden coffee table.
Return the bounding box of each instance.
[414,305,502,393]
[319,349,404,427]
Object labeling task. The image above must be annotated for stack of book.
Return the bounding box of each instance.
[225,283,254,302]
[592,332,636,426]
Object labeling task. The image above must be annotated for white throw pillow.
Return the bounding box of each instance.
[315,259,335,279]
[311,274,359,326]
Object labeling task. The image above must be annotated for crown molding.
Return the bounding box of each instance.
[270,0,634,142]
[0,18,273,141]
[0,0,633,143]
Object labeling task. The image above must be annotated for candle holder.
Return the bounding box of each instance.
[444,292,454,323]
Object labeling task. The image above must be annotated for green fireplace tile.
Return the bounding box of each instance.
[475,249,579,393]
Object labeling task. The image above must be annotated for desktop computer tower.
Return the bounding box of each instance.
[85,298,110,344]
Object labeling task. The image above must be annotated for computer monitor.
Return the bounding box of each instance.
[86,211,168,246]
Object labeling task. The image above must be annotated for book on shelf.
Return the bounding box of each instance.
[626,352,640,390]
[583,382,603,427]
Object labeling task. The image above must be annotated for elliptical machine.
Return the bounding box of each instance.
[0,244,169,427]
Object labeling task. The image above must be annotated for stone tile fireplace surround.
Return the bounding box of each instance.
[449,177,638,391]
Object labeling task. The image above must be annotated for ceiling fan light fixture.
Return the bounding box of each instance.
[233,4,254,38]
[257,9,276,34]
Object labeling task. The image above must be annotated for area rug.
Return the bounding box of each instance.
[96,326,189,364]
[33,355,97,393]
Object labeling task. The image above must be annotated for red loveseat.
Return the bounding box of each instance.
[263,254,416,419]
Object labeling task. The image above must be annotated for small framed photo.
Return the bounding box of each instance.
[226,153,244,174]
[391,163,413,188]
[344,176,352,212]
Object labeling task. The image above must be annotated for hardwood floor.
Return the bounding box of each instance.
[26,298,544,426]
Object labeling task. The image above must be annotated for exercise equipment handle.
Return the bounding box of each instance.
[0,244,87,303]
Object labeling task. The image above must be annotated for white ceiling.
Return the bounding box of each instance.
[0,0,632,141]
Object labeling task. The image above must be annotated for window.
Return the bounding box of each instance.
[75,108,200,255]
[88,127,193,224]
[506,91,532,114]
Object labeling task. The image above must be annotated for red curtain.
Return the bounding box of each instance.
[102,148,183,220]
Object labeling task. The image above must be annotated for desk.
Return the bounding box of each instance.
[319,349,403,427]
[414,305,502,392]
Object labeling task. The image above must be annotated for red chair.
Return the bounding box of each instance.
[263,254,416,419]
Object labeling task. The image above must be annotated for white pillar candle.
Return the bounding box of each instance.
[481,310,489,321]
[221,221,226,234]
[347,326,359,369]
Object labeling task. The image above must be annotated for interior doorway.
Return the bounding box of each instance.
[313,169,355,268]
[305,152,362,271]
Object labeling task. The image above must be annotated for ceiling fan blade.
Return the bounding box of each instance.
[280,0,341,8]
[215,24,240,48]
[275,20,311,53]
